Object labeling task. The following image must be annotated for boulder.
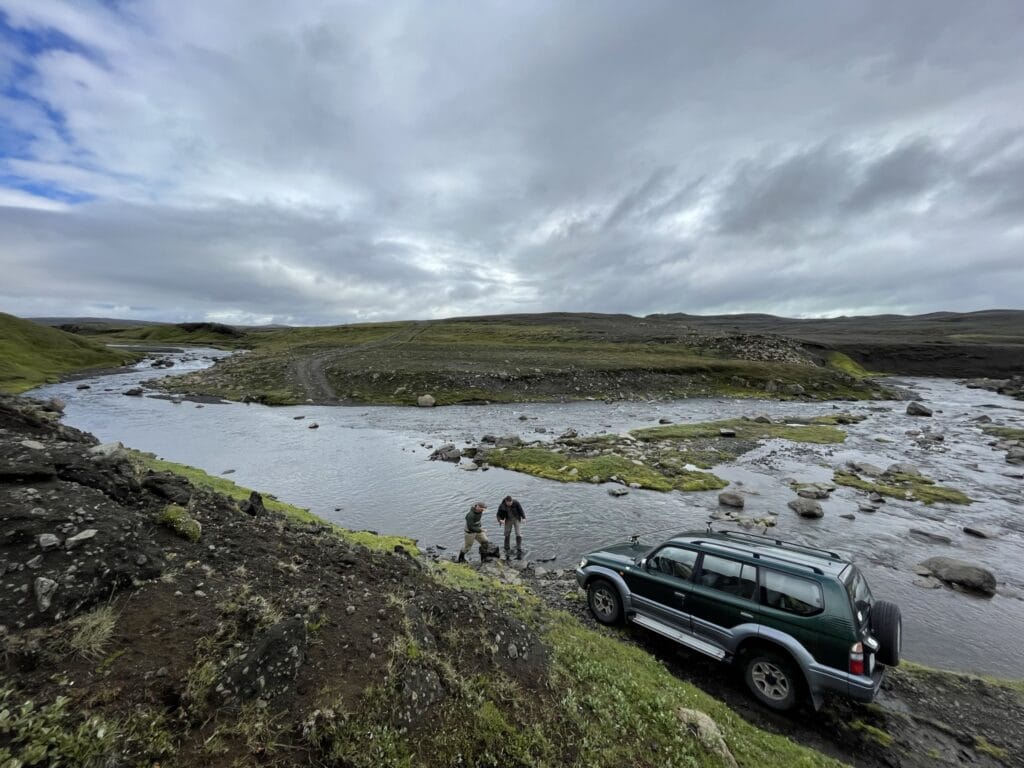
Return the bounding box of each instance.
[788,498,824,518]
[795,483,832,500]
[559,428,579,439]
[658,418,673,424]
[429,444,462,462]
[676,709,738,768]
[909,528,952,545]
[718,491,744,509]
[34,577,58,612]
[608,487,629,497]
[416,394,437,407]
[123,387,144,397]
[1006,448,1024,465]
[886,462,921,477]
[241,491,267,517]
[918,556,996,596]
[218,618,307,702]
[37,533,60,551]
[494,435,523,448]
[847,461,884,478]
[718,428,737,438]
[906,401,933,417]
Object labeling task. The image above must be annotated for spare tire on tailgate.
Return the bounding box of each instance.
[870,600,901,667]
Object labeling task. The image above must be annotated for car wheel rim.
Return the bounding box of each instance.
[593,588,614,618]
[751,662,790,701]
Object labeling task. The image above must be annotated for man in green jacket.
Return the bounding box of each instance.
[457,501,490,563]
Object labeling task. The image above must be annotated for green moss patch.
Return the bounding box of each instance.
[981,425,1024,440]
[487,446,726,492]
[833,471,971,506]
[826,351,881,379]
[158,504,202,542]
[632,417,847,444]
[850,720,893,748]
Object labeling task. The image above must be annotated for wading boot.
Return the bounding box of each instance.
[516,535,523,560]
[457,551,466,563]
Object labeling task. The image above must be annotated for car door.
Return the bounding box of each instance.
[625,545,699,632]
[685,554,759,651]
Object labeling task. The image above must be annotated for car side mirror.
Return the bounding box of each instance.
[637,557,647,569]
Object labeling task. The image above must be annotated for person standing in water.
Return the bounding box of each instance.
[496,495,526,558]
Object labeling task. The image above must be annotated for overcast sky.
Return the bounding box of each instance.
[1,1,1022,325]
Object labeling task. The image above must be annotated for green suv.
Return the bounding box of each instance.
[575,529,901,711]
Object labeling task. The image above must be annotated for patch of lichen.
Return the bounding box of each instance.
[632,418,847,444]
[833,471,971,505]
[486,447,726,492]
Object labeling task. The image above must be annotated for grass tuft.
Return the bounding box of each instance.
[833,471,971,506]
[66,605,118,660]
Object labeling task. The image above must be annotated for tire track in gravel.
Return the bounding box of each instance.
[291,322,426,404]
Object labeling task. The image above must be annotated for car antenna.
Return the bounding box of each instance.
[706,521,714,533]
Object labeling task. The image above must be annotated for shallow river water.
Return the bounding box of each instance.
[30,350,1024,677]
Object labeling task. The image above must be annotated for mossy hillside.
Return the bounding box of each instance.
[155,316,888,405]
[833,471,972,505]
[826,351,882,379]
[0,312,139,394]
[158,504,202,542]
[486,446,728,492]
[632,417,848,445]
[127,450,420,555]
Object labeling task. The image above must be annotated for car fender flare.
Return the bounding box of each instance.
[733,625,821,706]
[581,566,632,613]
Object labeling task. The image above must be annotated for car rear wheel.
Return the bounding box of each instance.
[744,651,799,711]
[871,600,902,667]
[587,580,622,625]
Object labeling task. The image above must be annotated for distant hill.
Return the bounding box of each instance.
[0,313,140,394]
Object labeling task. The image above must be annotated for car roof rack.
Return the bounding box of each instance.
[716,529,842,561]
[690,539,825,575]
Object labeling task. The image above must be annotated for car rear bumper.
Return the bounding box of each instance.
[807,662,884,703]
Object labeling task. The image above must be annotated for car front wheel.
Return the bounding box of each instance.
[587,579,622,625]
[744,651,799,711]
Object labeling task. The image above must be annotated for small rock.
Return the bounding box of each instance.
[123,387,144,397]
[346,605,356,615]
[868,492,885,504]
[37,533,60,551]
[858,503,878,513]
[417,394,436,407]
[886,462,921,476]
[308,423,319,430]
[20,440,46,450]
[658,418,673,424]
[909,528,952,545]
[963,526,997,539]
[907,401,933,417]
[608,487,629,497]
[839,513,856,520]
[719,428,737,438]
[65,529,98,550]
[26,555,43,569]
[848,461,885,478]
[34,577,58,612]
[507,642,519,659]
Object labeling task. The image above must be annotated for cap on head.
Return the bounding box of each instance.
[504,495,513,502]
[474,501,487,510]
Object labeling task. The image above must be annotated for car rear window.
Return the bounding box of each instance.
[697,555,758,600]
[761,569,824,616]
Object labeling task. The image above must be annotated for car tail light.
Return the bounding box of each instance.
[849,642,865,676]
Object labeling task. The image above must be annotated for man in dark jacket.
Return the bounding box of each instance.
[496,495,526,557]
[458,502,490,563]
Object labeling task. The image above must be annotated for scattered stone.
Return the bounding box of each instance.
[495,435,523,448]
[559,429,578,439]
[608,487,629,497]
[89,442,125,458]
[839,513,856,520]
[20,440,46,451]
[658,418,672,424]
[429,444,462,462]
[241,491,267,517]
[857,503,878,513]
[788,498,824,518]
[963,526,997,539]
[346,605,356,615]
[507,642,519,659]
[887,462,921,476]
[26,555,43,569]
[37,533,60,551]
[417,394,436,407]
[868,492,885,504]
[718,428,737,438]
[123,387,144,397]
[907,401,933,417]
[676,709,738,768]
[909,528,952,545]
[917,556,996,597]
[795,483,832,500]
[717,491,744,509]
[76,383,91,390]
[65,529,98,550]
[1006,447,1024,465]
[848,461,885,478]
[34,577,58,612]
[913,576,944,590]
[308,423,319,430]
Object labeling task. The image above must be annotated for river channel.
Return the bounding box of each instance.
[29,349,1024,678]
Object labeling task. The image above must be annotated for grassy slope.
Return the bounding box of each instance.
[0,313,139,394]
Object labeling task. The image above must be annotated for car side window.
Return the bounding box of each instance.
[648,546,698,581]
[761,569,824,616]
[696,555,757,600]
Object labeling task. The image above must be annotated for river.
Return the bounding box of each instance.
[29,349,1024,678]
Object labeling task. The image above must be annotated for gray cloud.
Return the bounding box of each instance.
[0,0,1023,324]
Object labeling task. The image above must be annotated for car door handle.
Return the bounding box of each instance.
[739,611,753,619]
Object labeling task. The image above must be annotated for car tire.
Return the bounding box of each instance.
[871,600,902,667]
[587,579,622,625]
[744,651,800,711]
